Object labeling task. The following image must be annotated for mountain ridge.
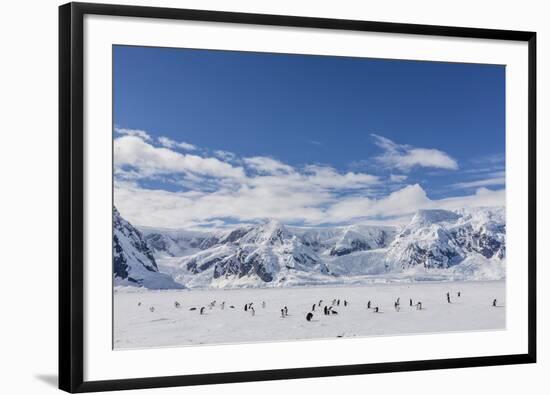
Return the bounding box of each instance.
[115,206,505,289]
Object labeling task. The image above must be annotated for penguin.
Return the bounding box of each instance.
[409,298,413,307]
[374,307,379,313]
[149,306,155,312]
[200,306,205,315]
[394,302,400,312]
[281,309,286,318]
[492,299,497,307]
[174,301,181,309]
[457,291,461,297]
[312,303,316,312]
[324,305,329,315]
[331,310,338,315]
[189,307,197,311]
[229,305,235,309]
[344,300,348,307]
[337,299,340,306]
[318,299,323,307]
[447,292,451,303]
[367,300,371,309]
[416,302,422,310]
[262,301,266,308]
[244,304,248,312]
[137,302,141,307]
[221,301,225,310]
[284,306,288,316]
[306,312,313,321]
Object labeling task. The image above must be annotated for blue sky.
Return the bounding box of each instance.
[113,45,505,229]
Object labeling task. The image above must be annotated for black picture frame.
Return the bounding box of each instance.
[59,2,537,393]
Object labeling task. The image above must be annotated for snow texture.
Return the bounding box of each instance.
[114,280,505,349]
[132,207,505,289]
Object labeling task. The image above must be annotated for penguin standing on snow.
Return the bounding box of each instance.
[281,309,286,318]
[312,304,316,312]
[344,300,348,307]
[221,301,225,310]
[318,299,323,307]
[337,299,340,306]
[394,302,400,312]
[174,301,181,309]
[324,305,329,315]
[446,292,451,303]
[373,307,379,313]
[200,307,205,315]
[409,298,413,307]
[306,312,313,321]
[137,302,141,307]
[367,300,371,309]
[457,291,461,297]
[284,306,288,316]
[416,302,422,310]
[244,304,248,312]
[149,306,155,312]
[492,299,497,307]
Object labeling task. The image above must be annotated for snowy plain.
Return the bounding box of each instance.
[114,280,505,349]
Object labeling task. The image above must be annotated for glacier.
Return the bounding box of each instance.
[112,206,506,289]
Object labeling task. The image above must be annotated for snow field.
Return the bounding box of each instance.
[114,280,505,349]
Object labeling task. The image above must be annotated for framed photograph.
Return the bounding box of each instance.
[59,2,537,393]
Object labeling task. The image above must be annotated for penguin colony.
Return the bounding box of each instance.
[136,289,500,336]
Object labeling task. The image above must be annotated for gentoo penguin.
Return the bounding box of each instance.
[306,312,313,321]
[492,299,497,307]
[200,306,205,315]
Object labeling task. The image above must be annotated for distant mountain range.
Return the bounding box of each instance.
[113,206,505,289]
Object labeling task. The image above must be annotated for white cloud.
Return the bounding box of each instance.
[115,179,504,229]
[304,165,379,189]
[372,134,458,171]
[244,156,295,175]
[157,136,197,151]
[214,150,237,161]
[114,135,245,180]
[115,127,152,141]
[112,130,502,229]
[389,174,407,182]
[453,176,505,189]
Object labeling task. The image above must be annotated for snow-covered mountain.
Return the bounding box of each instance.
[115,207,505,289]
[385,208,505,271]
[113,207,184,289]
